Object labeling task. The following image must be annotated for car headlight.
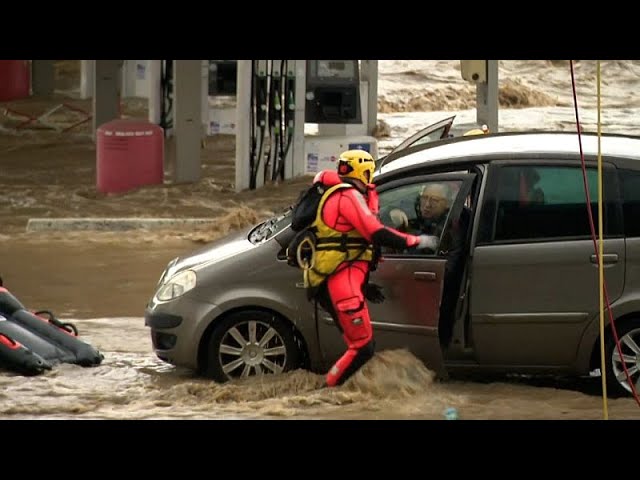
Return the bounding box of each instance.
[157,257,178,287]
[154,270,197,302]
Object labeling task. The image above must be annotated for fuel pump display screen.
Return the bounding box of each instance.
[315,60,355,79]
[208,60,237,96]
[305,60,362,124]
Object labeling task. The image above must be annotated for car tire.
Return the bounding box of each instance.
[604,317,640,397]
[203,310,300,383]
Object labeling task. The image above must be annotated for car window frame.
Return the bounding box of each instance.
[618,167,640,237]
[376,116,457,171]
[385,116,456,158]
[376,172,477,259]
[477,158,624,246]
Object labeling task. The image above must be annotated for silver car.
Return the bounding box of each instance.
[145,123,640,397]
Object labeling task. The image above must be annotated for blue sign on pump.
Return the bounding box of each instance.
[348,143,370,153]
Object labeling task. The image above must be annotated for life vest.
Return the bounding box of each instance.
[297,183,374,290]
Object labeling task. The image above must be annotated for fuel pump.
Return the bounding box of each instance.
[238,59,376,191]
[270,60,297,182]
[267,60,283,181]
[302,60,377,174]
[208,60,237,96]
[305,60,362,124]
[247,60,298,187]
[249,60,268,189]
[278,60,296,181]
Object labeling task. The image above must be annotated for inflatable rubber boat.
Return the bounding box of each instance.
[0,286,104,375]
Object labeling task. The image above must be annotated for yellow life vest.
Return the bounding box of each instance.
[298,183,374,289]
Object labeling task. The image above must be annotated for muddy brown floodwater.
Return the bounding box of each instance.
[1,235,639,420]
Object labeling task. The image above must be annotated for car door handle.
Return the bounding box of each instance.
[590,253,618,264]
[414,271,437,281]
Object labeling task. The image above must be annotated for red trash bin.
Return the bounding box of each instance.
[96,119,164,194]
[0,60,30,101]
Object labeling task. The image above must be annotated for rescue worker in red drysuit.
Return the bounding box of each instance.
[310,149,437,387]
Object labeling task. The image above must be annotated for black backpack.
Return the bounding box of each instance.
[285,181,351,269]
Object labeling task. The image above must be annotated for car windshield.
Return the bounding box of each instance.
[248,208,293,244]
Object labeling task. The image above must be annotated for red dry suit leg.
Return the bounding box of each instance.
[324,260,375,387]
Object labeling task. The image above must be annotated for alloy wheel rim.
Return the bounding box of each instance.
[218,319,287,379]
[611,327,640,394]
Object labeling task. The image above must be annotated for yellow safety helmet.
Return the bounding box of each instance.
[337,149,375,185]
[463,124,490,136]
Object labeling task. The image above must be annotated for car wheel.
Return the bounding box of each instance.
[605,318,640,397]
[204,310,300,383]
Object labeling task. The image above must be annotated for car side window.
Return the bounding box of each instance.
[378,179,465,256]
[620,168,640,237]
[493,165,621,242]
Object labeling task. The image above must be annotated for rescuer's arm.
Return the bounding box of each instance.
[339,190,437,251]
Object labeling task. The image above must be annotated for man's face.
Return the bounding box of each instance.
[419,184,449,219]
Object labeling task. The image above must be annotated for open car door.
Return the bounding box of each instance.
[378,115,456,168]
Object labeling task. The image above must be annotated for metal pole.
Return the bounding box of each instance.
[292,60,307,178]
[147,60,162,125]
[476,60,499,133]
[171,60,202,184]
[80,60,94,99]
[31,60,55,96]
[92,60,121,137]
[201,60,209,140]
[235,60,253,192]
[361,60,378,137]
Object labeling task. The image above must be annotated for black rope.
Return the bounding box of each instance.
[34,310,79,337]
